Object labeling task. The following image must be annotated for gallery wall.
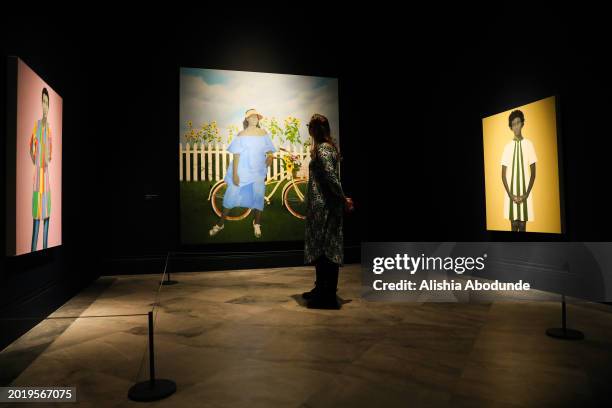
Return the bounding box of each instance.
[356,14,612,243]
[98,19,364,272]
[80,13,612,268]
[2,12,611,349]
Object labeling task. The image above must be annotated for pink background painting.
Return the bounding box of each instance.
[15,59,62,255]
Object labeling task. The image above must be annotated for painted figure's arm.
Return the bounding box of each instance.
[525,163,536,199]
[501,165,515,203]
[29,128,36,164]
[48,128,52,164]
[232,154,240,186]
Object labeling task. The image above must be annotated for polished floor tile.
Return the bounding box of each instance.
[1,264,612,407]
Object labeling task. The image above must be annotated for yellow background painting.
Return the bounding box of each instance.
[482,96,562,233]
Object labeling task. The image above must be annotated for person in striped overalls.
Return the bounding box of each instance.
[29,87,53,251]
[501,110,537,232]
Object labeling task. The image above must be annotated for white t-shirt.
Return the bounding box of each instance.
[501,137,537,221]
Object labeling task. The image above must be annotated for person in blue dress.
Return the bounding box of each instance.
[209,109,276,238]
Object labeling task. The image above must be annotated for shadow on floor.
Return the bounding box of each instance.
[0,277,117,386]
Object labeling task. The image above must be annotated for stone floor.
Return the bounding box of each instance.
[1,264,612,407]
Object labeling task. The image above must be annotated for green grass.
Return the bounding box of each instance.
[180,181,305,244]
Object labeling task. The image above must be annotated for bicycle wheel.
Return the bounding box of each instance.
[210,182,252,221]
[283,179,307,219]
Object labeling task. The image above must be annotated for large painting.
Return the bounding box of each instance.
[179,67,340,244]
[482,96,562,234]
[6,57,63,256]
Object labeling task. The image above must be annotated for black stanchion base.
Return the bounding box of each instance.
[160,280,179,286]
[128,379,177,402]
[545,328,584,340]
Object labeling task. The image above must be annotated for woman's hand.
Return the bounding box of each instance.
[233,174,240,186]
[344,197,355,213]
[266,154,273,167]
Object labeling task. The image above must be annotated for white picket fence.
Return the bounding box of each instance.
[179,142,310,182]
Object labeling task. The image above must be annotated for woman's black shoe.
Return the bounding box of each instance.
[302,287,321,300]
[306,292,340,309]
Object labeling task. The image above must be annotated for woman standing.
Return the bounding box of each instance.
[209,109,276,238]
[302,114,353,308]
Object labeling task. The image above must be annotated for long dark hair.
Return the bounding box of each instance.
[308,114,340,160]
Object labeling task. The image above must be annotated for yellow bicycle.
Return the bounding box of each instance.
[207,150,307,220]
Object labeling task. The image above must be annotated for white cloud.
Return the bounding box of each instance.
[179,69,340,147]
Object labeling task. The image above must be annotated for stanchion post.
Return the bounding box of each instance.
[546,294,584,340]
[128,311,177,401]
[148,311,155,387]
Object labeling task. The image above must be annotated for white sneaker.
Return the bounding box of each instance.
[209,224,224,236]
[253,221,262,238]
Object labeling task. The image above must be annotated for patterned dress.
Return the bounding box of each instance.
[29,120,52,220]
[304,143,345,266]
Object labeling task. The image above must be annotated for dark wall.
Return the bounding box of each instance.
[1,19,106,350]
[25,13,609,264]
[97,18,365,271]
[357,13,612,242]
[2,11,611,349]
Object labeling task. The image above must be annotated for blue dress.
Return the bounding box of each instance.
[223,134,276,211]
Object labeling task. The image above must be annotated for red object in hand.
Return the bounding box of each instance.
[345,197,355,213]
